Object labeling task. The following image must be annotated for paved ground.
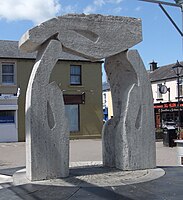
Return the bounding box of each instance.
[0,140,178,171]
[0,140,182,200]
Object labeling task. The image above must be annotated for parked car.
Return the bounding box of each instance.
[162,121,177,129]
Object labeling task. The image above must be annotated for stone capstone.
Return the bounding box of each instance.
[19,14,142,61]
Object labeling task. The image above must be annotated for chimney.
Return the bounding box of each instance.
[149,61,158,71]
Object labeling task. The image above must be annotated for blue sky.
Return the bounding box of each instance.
[0,0,182,69]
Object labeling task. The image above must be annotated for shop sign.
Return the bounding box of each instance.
[154,102,182,109]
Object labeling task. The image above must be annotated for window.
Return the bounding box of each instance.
[65,105,79,132]
[157,84,163,99]
[70,65,81,85]
[0,110,15,123]
[2,63,14,85]
[179,78,183,96]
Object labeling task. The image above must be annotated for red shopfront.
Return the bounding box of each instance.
[154,102,183,128]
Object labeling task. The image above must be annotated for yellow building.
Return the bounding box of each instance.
[0,40,103,142]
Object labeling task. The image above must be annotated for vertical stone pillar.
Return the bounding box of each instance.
[26,39,69,181]
[102,50,156,170]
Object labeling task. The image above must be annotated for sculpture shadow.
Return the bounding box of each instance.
[0,166,25,176]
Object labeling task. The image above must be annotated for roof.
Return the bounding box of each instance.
[0,40,100,62]
[149,61,183,82]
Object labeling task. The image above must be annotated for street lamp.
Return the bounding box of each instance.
[172,61,183,138]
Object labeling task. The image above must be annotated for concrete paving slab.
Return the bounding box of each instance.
[0,141,179,169]
[0,140,182,199]
[0,167,182,200]
[113,167,183,200]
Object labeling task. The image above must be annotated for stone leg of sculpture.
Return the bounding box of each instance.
[102,50,156,170]
[26,39,69,181]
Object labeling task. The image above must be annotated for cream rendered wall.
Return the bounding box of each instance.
[16,59,103,141]
[51,60,103,139]
[107,91,113,118]
[152,79,177,103]
[0,58,103,141]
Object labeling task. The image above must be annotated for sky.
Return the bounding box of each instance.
[0,0,182,70]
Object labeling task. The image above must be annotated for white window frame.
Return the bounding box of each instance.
[178,78,183,97]
[1,61,16,85]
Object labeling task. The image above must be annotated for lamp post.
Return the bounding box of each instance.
[172,61,183,138]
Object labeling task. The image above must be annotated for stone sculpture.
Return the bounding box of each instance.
[19,14,156,181]
[102,50,156,170]
[24,40,69,181]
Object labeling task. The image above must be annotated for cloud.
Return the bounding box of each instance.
[135,6,142,12]
[94,0,106,6]
[60,5,78,15]
[0,0,61,24]
[83,5,97,14]
[83,0,106,14]
[83,0,123,14]
[107,0,123,3]
[113,7,122,14]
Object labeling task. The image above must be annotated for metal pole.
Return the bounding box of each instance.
[177,74,181,138]
[168,88,170,102]
[182,6,183,55]
[159,3,183,37]
[139,0,181,8]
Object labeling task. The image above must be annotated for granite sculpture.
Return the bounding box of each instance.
[24,40,69,181]
[102,50,156,170]
[19,14,156,181]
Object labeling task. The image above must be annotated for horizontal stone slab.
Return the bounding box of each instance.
[19,14,142,60]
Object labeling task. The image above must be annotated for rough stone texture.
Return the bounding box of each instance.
[25,39,69,181]
[102,50,156,170]
[13,166,164,187]
[19,14,155,181]
[19,14,142,61]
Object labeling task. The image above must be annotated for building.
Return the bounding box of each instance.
[102,61,183,130]
[0,40,103,142]
[149,61,183,129]
[102,82,113,121]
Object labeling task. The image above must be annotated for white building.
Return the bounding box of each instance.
[102,61,183,129]
[149,61,183,128]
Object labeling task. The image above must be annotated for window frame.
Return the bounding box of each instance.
[0,110,15,124]
[70,65,82,85]
[1,62,16,85]
[178,78,183,97]
[157,83,163,99]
